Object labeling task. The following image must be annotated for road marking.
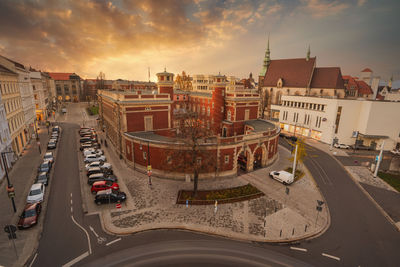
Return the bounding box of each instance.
[28,253,38,267]
[62,251,89,267]
[89,225,99,238]
[322,253,341,261]
[71,206,73,213]
[106,238,122,246]
[70,215,92,254]
[70,199,73,205]
[290,247,307,252]
[70,193,72,198]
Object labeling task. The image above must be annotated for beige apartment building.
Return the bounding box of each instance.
[0,63,26,155]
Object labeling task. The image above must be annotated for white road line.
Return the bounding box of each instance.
[106,238,122,246]
[70,193,72,198]
[71,199,73,205]
[71,206,73,213]
[28,253,38,267]
[70,214,92,254]
[322,253,341,261]
[290,247,307,252]
[62,251,89,267]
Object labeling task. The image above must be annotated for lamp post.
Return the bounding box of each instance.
[1,151,17,213]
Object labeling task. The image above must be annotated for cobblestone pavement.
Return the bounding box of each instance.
[95,137,329,242]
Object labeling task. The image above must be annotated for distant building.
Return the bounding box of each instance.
[30,71,49,121]
[258,39,345,119]
[48,73,83,102]
[98,70,279,179]
[342,75,374,99]
[358,68,380,99]
[271,95,400,150]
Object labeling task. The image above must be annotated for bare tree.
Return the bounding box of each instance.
[163,112,217,196]
[259,88,269,119]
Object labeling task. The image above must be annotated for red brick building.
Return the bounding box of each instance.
[98,70,279,179]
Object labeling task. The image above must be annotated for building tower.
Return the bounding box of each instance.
[388,75,393,88]
[157,68,174,100]
[259,36,271,78]
[211,73,226,135]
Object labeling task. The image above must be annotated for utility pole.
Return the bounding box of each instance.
[292,143,298,179]
[1,152,17,213]
[374,140,385,178]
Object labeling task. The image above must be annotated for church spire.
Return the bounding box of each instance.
[259,34,271,77]
[306,45,310,61]
[388,74,393,88]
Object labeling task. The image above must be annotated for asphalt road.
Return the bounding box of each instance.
[29,104,400,267]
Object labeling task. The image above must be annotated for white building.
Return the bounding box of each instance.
[272,95,400,150]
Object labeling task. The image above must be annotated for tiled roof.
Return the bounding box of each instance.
[310,67,345,89]
[48,72,78,80]
[0,64,17,75]
[361,68,372,72]
[355,80,373,95]
[263,57,316,88]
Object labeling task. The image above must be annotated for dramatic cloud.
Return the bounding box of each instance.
[0,0,398,82]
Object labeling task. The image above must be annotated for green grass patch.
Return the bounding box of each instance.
[377,172,400,192]
[87,106,99,115]
[177,184,264,205]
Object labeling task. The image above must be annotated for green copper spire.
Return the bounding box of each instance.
[259,35,271,77]
[306,45,310,61]
[389,74,393,88]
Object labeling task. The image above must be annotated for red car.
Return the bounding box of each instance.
[18,203,41,229]
[91,180,119,194]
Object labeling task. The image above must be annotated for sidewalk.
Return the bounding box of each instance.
[0,128,50,267]
[89,132,329,243]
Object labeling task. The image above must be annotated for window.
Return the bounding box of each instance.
[321,105,325,111]
[64,84,69,94]
[221,106,224,113]
[196,157,201,165]
[202,107,205,114]
[225,155,229,164]
[167,156,172,164]
[34,94,38,100]
[144,116,153,131]
[212,102,214,108]
[143,151,147,160]
[227,110,231,121]
[334,106,342,134]
[33,85,36,90]
[207,107,210,116]
[176,95,180,100]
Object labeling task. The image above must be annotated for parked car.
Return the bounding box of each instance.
[95,189,126,205]
[47,140,56,150]
[17,202,42,229]
[288,136,298,142]
[269,170,294,185]
[91,180,119,194]
[84,154,106,163]
[27,183,45,203]
[43,152,54,163]
[279,133,289,138]
[80,137,92,143]
[80,142,93,151]
[334,143,350,149]
[52,126,60,133]
[350,144,372,151]
[51,133,59,139]
[85,161,111,171]
[49,137,58,144]
[83,147,104,155]
[390,149,400,156]
[87,167,104,177]
[36,171,49,186]
[38,161,51,173]
[88,173,117,185]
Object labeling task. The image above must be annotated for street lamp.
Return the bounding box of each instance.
[1,151,17,213]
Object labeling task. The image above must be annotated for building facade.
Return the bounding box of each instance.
[272,95,400,150]
[0,63,26,156]
[48,73,82,102]
[99,70,279,179]
[30,71,49,121]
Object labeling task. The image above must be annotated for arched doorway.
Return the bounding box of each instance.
[236,145,253,175]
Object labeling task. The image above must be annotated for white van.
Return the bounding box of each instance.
[269,170,294,185]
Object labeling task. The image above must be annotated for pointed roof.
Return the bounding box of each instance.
[355,80,373,95]
[263,57,316,88]
[361,68,372,73]
[310,67,344,89]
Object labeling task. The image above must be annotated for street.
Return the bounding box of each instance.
[27,103,400,267]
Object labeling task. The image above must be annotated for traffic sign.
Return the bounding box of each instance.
[375,155,379,162]
[116,203,121,209]
[147,165,152,171]
[4,225,16,234]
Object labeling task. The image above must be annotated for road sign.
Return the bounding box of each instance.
[4,225,16,234]
[375,155,379,162]
[116,203,121,209]
[147,165,152,171]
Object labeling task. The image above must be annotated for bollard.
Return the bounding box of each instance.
[305,225,308,232]
[292,228,295,236]
[280,229,282,237]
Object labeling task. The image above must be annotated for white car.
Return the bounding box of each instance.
[27,183,45,203]
[83,149,103,157]
[44,152,54,163]
[390,149,400,155]
[83,148,103,155]
[269,170,294,185]
[84,154,106,163]
[85,161,112,171]
[334,143,350,149]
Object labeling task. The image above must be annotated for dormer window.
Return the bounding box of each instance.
[277,78,283,88]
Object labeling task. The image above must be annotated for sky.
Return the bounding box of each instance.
[0,0,399,83]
